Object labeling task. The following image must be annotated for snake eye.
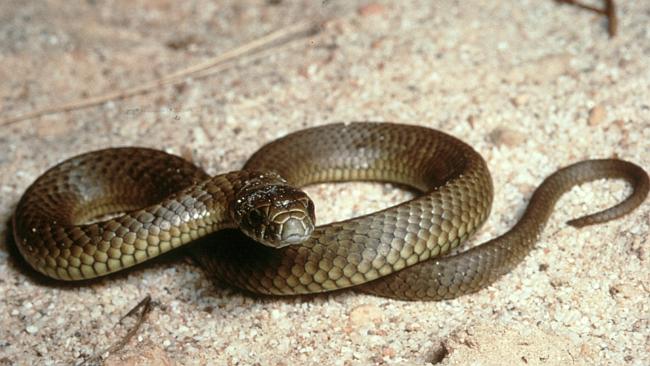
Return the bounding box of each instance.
[247,209,265,226]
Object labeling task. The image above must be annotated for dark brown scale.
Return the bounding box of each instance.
[12,123,649,300]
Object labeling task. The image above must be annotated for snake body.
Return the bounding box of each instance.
[13,122,649,300]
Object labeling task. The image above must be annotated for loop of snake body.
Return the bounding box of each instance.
[13,122,649,300]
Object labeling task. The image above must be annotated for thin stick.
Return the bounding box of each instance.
[556,0,606,14]
[1,21,320,127]
[604,0,617,37]
[77,295,153,366]
[555,0,617,37]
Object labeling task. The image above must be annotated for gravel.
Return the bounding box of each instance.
[0,1,648,365]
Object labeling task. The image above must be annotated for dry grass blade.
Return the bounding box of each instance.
[0,21,321,127]
[76,295,153,366]
[555,0,617,36]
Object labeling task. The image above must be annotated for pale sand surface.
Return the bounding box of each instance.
[0,1,648,365]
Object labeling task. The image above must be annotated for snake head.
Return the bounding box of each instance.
[233,174,315,248]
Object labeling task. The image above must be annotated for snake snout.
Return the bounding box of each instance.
[266,197,315,247]
[275,211,315,247]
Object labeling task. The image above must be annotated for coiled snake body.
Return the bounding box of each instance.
[13,123,649,300]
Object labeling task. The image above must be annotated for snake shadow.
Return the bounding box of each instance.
[187,229,356,303]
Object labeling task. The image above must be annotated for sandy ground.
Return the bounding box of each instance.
[1,1,649,365]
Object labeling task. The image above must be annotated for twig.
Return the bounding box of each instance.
[604,0,617,37]
[556,0,606,14]
[118,41,303,118]
[1,21,321,127]
[77,295,153,366]
[555,0,617,37]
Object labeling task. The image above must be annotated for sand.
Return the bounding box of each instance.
[0,1,648,365]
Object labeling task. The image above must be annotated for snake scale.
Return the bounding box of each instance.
[13,122,649,300]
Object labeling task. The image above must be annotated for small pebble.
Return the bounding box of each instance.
[180,146,195,162]
[466,115,477,128]
[488,127,526,147]
[588,105,606,126]
[381,346,396,358]
[506,54,572,83]
[608,283,637,299]
[270,309,282,320]
[348,304,383,327]
[511,94,529,107]
[358,3,385,17]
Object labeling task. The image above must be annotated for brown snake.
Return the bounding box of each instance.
[13,122,649,300]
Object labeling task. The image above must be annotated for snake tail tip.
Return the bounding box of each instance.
[566,218,588,228]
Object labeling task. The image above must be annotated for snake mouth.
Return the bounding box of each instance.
[260,212,314,247]
[276,232,310,246]
[277,216,314,245]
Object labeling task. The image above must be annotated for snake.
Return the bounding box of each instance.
[12,122,649,300]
